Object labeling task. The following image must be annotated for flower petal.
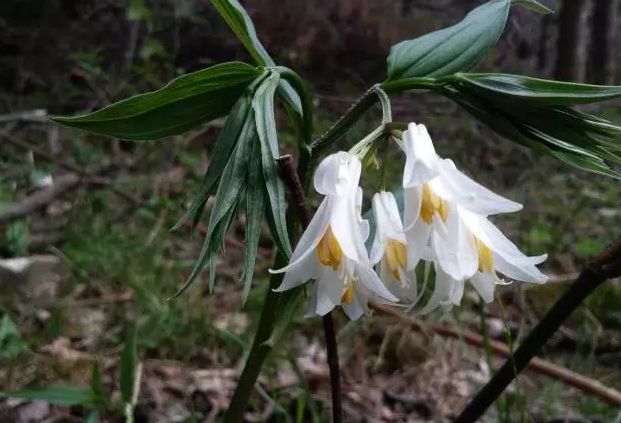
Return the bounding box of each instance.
[341,285,367,320]
[380,191,406,240]
[402,123,440,188]
[493,252,548,283]
[313,152,342,196]
[304,282,320,318]
[369,226,386,266]
[450,278,465,305]
[459,209,547,266]
[405,219,431,270]
[403,186,422,231]
[357,262,399,302]
[270,197,332,275]
[431,159,522,215]
[469,272,495,302]
[357,188,371,242]
[431,210,478,281]
[314,151,361,197]
[419,266,454,315]
[274,254,319,292]
[315,267,346,316]
[380,259,417,303]
[331,189,364,262]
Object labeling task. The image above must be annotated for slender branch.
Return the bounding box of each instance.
[277,155,312,226]
[373,301,621,406]
[0,174,81,222]
[453,235,621,423]
[0,131,143,207]
[277,154,343,423]
[322,312,343,422]
[374,86,393,124]
[311,85,379,155]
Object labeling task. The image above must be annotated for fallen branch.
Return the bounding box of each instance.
[0,131,269,254]
[0,174,81,223]
[0,109,47,124]
[372,301,621,406]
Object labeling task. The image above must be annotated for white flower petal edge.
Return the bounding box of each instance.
[429,159,522,216]
[370,191,418,303]
[271,151,398,320]
[402,123,440,188]
[370,191,406,265]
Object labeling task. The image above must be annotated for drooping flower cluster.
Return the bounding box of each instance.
[271,123,547,319]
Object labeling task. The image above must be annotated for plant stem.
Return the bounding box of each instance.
[223,152,315,423]
[222,251,287,423]
[311,85,379,155]
[380,77,439,94]
[453,235,621,423]
[322,312,343,423]
[278,155,343,423]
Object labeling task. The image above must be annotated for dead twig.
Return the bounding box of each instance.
[373,301,621,406]
[0,174,81,223]
[0,130,269,254]
[0,109,48,124]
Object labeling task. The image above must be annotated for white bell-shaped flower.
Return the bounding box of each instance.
[369,191,418,302]
[418,204,547,313]
[401,122,522,277]
[270,151,398,320]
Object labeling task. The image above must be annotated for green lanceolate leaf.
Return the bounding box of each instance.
[171,92,253,231]
[277,82,305,135]
[511,0,553,13]
[210,0,305,138]
[448,79,621,170]
[254,75,293,257]
[206,112,256,236]
[255,81,293,257]
[387,0,512,80]
[455,73,621,104]
[445,88,621,178]
[51,62,260,141]
[211,0,274,67]
[90,362,106,403]
[85,409,100,423]
[209,193,242,292]
[241,140,267,305]
[119,322,138,405]
[170,112,255,299]
[0,386,100,407]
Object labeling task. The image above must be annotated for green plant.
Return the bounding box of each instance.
[0,314,28,360]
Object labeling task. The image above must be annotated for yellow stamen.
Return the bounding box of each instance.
[420,183,449,224]
[316,226,343,270]
[474,237,494,272]
[385,239,407,281]
[341,280,354,303]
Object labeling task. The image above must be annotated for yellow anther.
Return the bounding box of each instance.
[385,239,407,281]
[316,226,343,270]
[420,184,449,224]
[474,237,494,273]
[341,280,354,303]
